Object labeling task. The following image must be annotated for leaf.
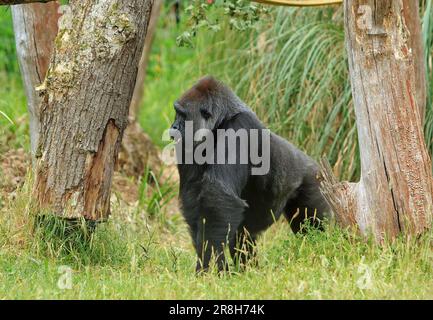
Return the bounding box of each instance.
[0,110,14,125]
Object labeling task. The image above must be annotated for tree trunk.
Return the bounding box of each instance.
[118,0,163,179]
[320,0,433,241]
[12,1,60,164]
[34,0,154,221]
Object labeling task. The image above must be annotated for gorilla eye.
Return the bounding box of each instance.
[200,109,212,119]
[177,110,186,118]
[174,106,186,118]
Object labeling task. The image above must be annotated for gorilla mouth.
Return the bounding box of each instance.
[169,135,181,144]
[169,128,182,144]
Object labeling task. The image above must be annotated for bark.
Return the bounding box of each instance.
[118,0,163,179]
[34,0,154,221]
[12,1,60,163]
[405,0,427,122]
[320,0,433,241]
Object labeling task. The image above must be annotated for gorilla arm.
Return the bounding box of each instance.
[195,164,249,271]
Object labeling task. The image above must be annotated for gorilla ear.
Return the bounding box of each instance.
[195,76,219,94]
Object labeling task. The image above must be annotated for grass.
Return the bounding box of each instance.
[0,3,432,300]
[0,73,28,154]
[0,9,28,154]
[1,180,432,299]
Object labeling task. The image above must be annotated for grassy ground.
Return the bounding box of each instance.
[0,5,432,300]
[1,182,432,299]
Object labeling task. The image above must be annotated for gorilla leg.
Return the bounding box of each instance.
[195,215,237,272]
[195,183,246,272]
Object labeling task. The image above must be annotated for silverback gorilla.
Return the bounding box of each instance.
[170,76,330,272]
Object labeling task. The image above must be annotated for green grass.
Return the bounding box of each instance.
[1,180,432,299]
[0,9,28,154]
[0,3,433,300]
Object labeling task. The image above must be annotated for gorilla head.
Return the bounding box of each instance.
[170,76,246,140]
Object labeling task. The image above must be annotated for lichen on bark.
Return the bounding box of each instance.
[46,1,138,96]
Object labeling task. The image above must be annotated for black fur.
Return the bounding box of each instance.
[171,76,330,272]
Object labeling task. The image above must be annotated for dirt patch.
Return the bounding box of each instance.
[112,172,140,204]
[0,145,179,215]
[118,120,162,179]
[0,148,31,199]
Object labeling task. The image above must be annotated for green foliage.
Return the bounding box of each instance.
[0,72,28,153]
[0,9,28,152]
[32,215,96,262]
[138,167,177,222]
[138,5,197,146]
[0,8,19,74]
[176,0,269,47]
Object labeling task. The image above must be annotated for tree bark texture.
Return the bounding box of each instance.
[320,0,433,241]
[34,0,154,220]
[12,1,60,162]
[405,0,427,122]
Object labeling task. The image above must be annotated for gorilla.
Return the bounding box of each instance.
[170,76,330,272]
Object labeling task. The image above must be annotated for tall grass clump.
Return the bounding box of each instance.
[422,0,433,153]
[0,174,173,269]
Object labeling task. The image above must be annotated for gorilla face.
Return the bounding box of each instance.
[170,99,215,139]
[169,76,237,142]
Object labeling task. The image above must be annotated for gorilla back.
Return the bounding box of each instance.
[170,76,330,272]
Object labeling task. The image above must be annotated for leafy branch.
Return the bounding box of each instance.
[176,0,269,47]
